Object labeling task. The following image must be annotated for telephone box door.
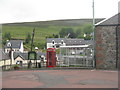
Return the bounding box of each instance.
[46,48,56,67]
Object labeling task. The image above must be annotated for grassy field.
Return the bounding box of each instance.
[2,25,81,43]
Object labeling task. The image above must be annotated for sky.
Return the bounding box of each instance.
[0,0,120,24]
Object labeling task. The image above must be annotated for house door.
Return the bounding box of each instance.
[20,61,23,66]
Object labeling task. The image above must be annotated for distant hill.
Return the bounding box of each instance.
[4,18,104,27]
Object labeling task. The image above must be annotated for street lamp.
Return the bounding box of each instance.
[35,47,38,51]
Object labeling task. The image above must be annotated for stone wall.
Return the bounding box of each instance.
[95,26,117,69]
[117,26,120,69]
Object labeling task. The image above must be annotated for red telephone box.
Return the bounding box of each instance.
[46,48,56,67]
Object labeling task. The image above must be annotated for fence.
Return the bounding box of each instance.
[59,45,94,68]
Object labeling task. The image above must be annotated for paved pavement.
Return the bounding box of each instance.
[2,69,118,88]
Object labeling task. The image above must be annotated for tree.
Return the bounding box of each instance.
[34,42,45,50]
[2,32,11,45]
[59,28,76,38]
[54,34,59,38]
[52,34,59,38]
[59,28,66,38]
[83,24,93,34]
[47,35,54,38]
[3,32,11,40]
[25,33,31,44]
[76,27,84,38]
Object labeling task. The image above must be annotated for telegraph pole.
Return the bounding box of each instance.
[92,0,96,68]
[28,28,37,68]
[31,28,35,51]
[93,0,95,28]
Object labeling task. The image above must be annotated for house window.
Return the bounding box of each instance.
[80,52,83,55]
[52,40,55,44]
[7,42,11,47]
[61,40,64,44]
[56,45,60,48]
[7,50,9,53]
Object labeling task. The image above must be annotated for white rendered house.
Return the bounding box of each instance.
[46,38,66,49]
[46,38,93,49]
[4,40,24,53]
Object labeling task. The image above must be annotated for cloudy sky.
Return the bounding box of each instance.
[0,0,120,23]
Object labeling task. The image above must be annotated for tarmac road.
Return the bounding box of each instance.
[2,69,118,88]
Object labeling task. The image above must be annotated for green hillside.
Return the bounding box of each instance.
[2,18,104,51]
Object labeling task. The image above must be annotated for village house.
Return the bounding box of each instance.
[1,49,11,69]
[1,39,47,69]
[13,51,46,67]
[46,38,93,49]
[0,49,46,69]
[4,40,24,53]
[46,38,66,49]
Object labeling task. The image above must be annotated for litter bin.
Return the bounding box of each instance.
[38,63,41,68]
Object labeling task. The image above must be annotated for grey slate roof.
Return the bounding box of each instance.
[46,38,66,43]
[5,40,22,49]
[0,49,10,60]
[13,52,46,60]
[46,38,92,45]
[37,52,46,59]
[96,13,120,26]
[14,52,28,60]
[66,39,92,45]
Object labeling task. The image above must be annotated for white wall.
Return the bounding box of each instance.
[5,48,10,53]
[20,42,24,52]
[47,42,66,49]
